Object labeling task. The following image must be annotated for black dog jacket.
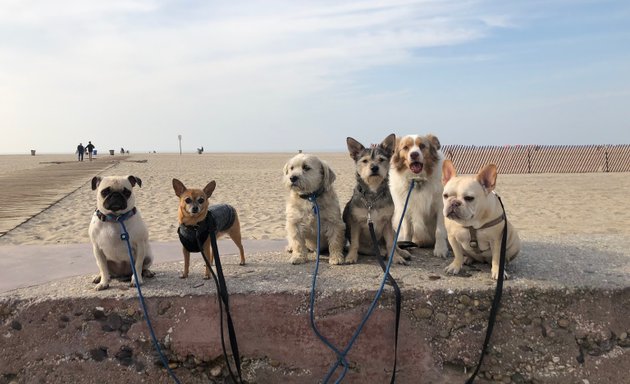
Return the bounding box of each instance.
[178,204,237,253]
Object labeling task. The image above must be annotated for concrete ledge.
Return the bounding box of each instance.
[1,235,629,383]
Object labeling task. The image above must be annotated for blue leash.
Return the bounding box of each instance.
[118,220,181,384]
[309,179,415,383]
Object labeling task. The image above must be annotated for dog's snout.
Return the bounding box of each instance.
[450,200,462,208]
[370,165,379,173]
[410,151,420,160]
[289,175,299,183]
[191,206,199,214]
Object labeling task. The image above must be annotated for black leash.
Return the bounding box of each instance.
[368,222,401,383]
[195,221,243,383]
[466,193,508,383]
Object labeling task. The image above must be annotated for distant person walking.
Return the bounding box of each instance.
[76,143,84,161]
[86,141,95,161]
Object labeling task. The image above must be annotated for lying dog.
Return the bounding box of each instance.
[441,160,521,279]
[88,175,154,290]
[343,134,410,265]
[283,153,345,265]
[173,178,245,279]
[389,134,449,258]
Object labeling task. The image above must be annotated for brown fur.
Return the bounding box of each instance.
[173,178,245,279]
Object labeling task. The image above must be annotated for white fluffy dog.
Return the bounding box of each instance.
[389,134,449,258]
[283,153,346,265]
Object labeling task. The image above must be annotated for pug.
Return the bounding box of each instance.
[88,175,154,290]
[441,160,520,279]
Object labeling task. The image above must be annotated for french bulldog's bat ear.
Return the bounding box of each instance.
[203,180,216,197]
[91,176,102,191]
[476,164,497,192]
[172,178,186,197]
[128,175,142,188]
[381,133,396,157]
[442,160,457,186]
[346,137,365,161]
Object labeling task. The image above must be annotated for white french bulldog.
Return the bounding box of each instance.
[88,175,154,290]
[441,160,520,279]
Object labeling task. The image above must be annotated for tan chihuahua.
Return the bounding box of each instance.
[173,178,246,279]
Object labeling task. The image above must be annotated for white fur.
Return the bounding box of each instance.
[389,135,449,258]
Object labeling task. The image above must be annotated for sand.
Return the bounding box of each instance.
[0,153,629,246]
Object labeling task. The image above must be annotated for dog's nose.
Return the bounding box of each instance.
[450,200,462,208]
[410,151,420,160]
[191,206,199,214]
[370,165,379,173]
[290,176,298,183]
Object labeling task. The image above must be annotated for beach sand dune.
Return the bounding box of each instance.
[0,153,628,245]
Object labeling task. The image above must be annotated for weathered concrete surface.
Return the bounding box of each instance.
[1,233,629,383]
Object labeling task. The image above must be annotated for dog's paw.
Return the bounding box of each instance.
[142,269,155,278]
[130,276,143,287]
[290,255,307,265]
[203,274,211,280]
[285,245,293,253]
[345,251,359,265]
[491,268,510,280]
[393,254,409,266]
[92,275,101,284]
[94,282,109,291]
[179,272,188,279]
[445,261,463,275]
[328,253,345,265]
[397,248,412,261]
[433,242,449,259]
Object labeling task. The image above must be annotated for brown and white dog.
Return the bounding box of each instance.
[441,160,520,279]
[173,179,245,279]
[389,134,449,258]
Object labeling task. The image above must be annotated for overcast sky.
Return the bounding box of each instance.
[1,0,629,154]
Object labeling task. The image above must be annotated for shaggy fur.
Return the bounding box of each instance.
[283,153,345,265]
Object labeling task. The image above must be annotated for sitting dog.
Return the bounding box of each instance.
[389,134,449,258]
[441,160,521,279]
[283,153,345,265]
[343,134,411,265]
[172,179,245,279]
[88,175,154,290]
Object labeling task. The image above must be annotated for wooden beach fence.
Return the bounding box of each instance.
[442,144,630,174]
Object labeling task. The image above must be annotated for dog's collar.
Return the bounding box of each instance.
[357,184,388,209]
[94,207,137,222]
[299,186,325,201]
[464,213,506,251]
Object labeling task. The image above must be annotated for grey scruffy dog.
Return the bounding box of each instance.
[343,134,412,265]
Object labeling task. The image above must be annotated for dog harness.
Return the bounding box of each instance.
[94,207,137,222]
[464,214,505,252]
[178,204,236,253]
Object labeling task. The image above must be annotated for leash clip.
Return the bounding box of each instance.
[120,233,129,241]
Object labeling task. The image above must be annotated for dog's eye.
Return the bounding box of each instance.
[443,193,449,199]
[185,197,192,204]
[402,146,408,151]
[100,187,111,197]
[419,143,426,150]
[302,165,311,171]
[197,198,205,204]
[464,196,475,202]
[362,159,369,164]
[290,166,294,171]
[122,188,132,198]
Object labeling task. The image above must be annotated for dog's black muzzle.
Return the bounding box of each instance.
[104,192,128,212]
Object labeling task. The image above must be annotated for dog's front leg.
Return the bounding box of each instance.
[92,246,110,291]
[345,221,361,264]
[180,247,190,278]
[326,221,346,265]
[444,235,465,275]
[433,209,449,258]
[287,221,308,264]
[203,238,213,279]
[131,242,146,287]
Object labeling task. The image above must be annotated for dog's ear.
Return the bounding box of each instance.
[321,161,336,190]
[426,134,441,150]
[442,160,457,186]
[128,175,142,188]
[91,176,102,191]
[283,161,290,175]
[391,135,402,164]
[172,178,186,197]
[346,137,365,161]
[381,133,396,157]
[204,180,216,198]
[476,164,497,192]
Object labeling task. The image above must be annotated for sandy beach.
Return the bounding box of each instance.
[0,152,629,246]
